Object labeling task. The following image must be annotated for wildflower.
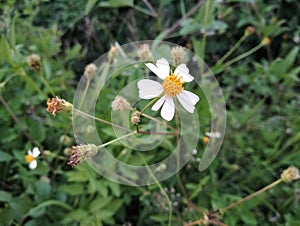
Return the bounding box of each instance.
[67,144,98,166]
[84,63,97,80]
[261,37,271,46]
[205,131,221,138]
[25,147,41,169]
[111,95,130,111]
[244,26,255,36]
[170,46,186,66]
[137,44,153,61]
[131,111,140,125]
[47,97,73,116]
[137,58,199,121]
[108,45,118,62]
[202,136,209,144]
[281,166,300,183]
[27,54,41,71]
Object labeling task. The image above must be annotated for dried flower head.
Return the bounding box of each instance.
[60,135,72,146]
[261,37,271,46]
[131,111,140,125]
[137,44,153,61]
[244,26,255,36]
[27,54,41,71]
[67,144,98,166]
[47,97,73,116]
[108,45,118,62]
[281,166,300,183]
[111,95,130,111]
[171,46,186,66]
[84,63,97,80]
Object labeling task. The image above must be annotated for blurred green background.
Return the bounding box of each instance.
[0,0,299,225]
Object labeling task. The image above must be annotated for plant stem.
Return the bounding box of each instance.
[139,153,173,226]
[73,108,132,132]
[220,178,283,212]
[224,43,264,67]
[216,34,248,65]
[0,94,36,145]
[140,97,159,114]
[97,131,136,149]
[39,69,55,96]
[78,78,91,109]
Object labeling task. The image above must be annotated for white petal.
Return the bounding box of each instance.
[160,97,175,121]
[138,79,163,99]
[29,160,37,169]
[32,147,41,157]
[28,150,32,155]
[145,58,170,80]
[151,95,167,111]
[177,92,196,113]
[174,64,194,83]
[181,90,199,105]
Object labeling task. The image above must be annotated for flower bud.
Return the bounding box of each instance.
[111,95,130,111]
[84,63,97,80]
[281,166,300,183]
[27,54,41,71]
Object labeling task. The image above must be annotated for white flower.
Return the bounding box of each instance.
[205,131,221,138]
[25,147,41,169]
[137,58,199,121]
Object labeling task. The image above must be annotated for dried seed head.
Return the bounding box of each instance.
[261,37,271,46]
[137,44,153,61]
[27,54,41,71]
[281,166,300,183]
[47,97,73,116]
[111,95,130,111]
[84,63,97,80]
[244,26,255,36]
[108,45,118,62]
[170,46,186,66]
[67,144,98,166]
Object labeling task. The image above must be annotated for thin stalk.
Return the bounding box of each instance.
[39,69,55,96]
[0,94,36,144]
[224,43,264,67]
[140,97,159,114]
[220,179,282,212]
[139,154,173,226]
[216,34,248,65]
[200,0,211,61]
[22,74,48,99]
[78,78,91,109]
[97,131,136,149]
[73,108,132,132]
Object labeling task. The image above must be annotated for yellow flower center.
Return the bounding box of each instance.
[25,155,35,163]
[162,73,183,96]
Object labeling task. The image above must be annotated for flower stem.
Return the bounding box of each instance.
[78,78,91,109]
[139,153,173,226]
[224,43,264,67]
[216,34,248,65]
[39,68,55,97]
[0,94,36,145]
[220,178,283,212]
[73,108,132,132]
[140,97,159,114]
[97,131,136,149]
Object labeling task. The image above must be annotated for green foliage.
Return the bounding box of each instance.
[0,0,299,225]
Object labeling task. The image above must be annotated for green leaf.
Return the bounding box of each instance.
[0,35,13,65]
[97,210,114,219]
[85,0,98,14]
[0,190,12,202]
[107,181,121,197]
[0,151,12,162]
[59,183,85,195]
[28,119,46,143]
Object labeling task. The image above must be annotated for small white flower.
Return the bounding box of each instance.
[205,131,221,138]
[137,58,199,121]
[25,147,41,169]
